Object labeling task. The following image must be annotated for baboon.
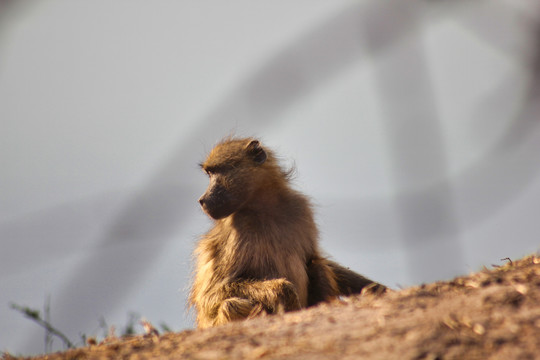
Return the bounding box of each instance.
[190,137,385,328]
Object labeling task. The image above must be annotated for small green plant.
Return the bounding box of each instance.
[122,312,140,336]
[159,322,173,333]
[10,301,74,351]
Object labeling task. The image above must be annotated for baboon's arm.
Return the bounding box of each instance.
[202,278,302,327]
[223,278,302,313]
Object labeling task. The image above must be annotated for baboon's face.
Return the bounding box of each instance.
[198,168,245,220]
[198,139,267,220]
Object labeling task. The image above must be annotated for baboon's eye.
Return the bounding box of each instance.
[204,165,232,175]
[200,164,215,176]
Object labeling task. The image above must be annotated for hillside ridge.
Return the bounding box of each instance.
[7,255,540,360]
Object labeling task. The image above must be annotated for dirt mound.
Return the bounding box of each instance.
[7,255,540,360]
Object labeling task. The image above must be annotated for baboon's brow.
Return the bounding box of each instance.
[204,164,234,173]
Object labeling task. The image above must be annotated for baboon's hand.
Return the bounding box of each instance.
[214,297,255,325]
[259,278,302,313]
[225,278,301,314]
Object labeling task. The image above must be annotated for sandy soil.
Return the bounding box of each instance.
[5,255,540,360]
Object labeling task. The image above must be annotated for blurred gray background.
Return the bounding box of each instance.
[2,0,540,355]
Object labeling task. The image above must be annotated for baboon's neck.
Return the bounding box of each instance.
[234,186,312,224]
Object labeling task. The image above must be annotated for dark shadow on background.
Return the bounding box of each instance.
[444,3,540,229]
[360,1,540,281]
[0,0,35,67]
[360,1,464,281]
[0,0,18,40]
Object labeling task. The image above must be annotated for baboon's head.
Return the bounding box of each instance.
[198,138,269,220]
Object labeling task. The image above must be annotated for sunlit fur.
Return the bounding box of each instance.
[190,137,385,328]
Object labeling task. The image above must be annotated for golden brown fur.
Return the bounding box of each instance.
[190,137,385,328]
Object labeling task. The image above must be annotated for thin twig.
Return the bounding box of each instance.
[44,296,52,352]
[10,303,74,349]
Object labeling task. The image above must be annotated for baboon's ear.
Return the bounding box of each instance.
[245,140,267,165]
